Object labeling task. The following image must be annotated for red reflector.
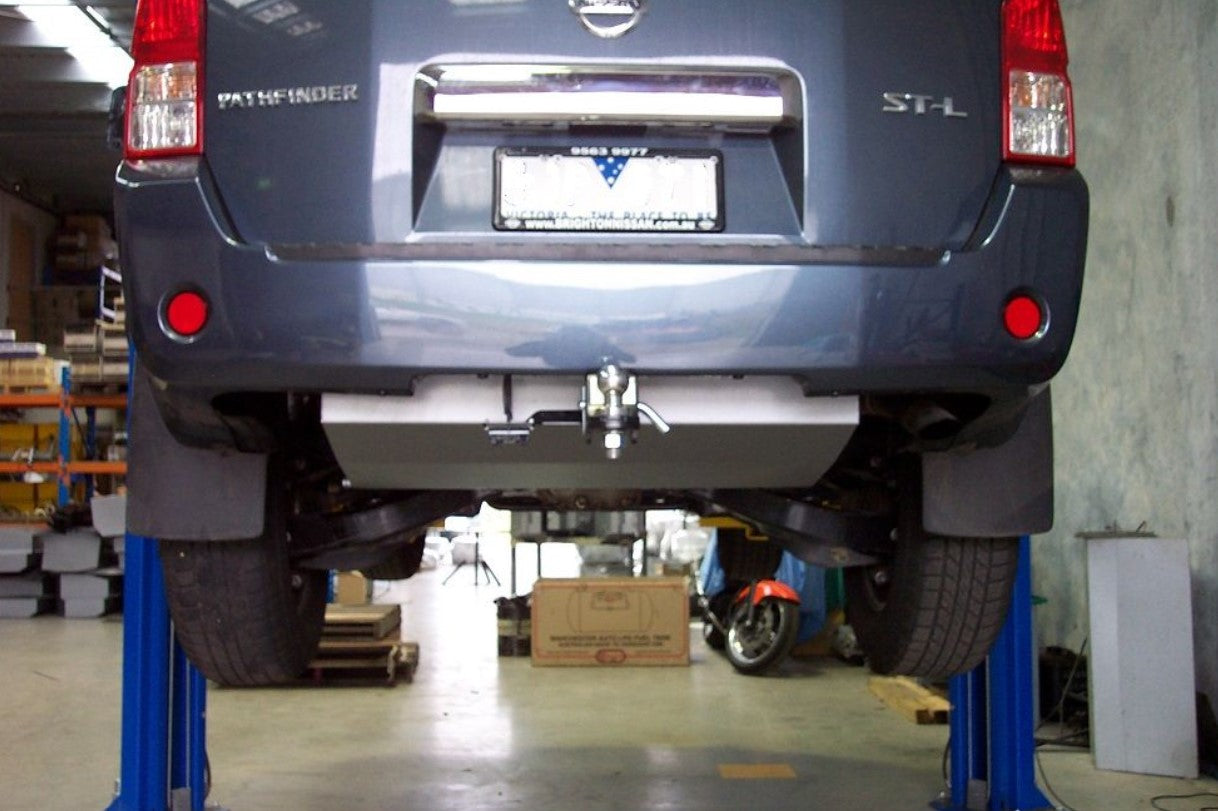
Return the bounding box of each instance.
[166,291,208,337]
[1004,296,1043,340]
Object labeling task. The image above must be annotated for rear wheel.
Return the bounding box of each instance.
[844,474,1018,680]
[160,474,327,687]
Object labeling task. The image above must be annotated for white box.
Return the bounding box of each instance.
[1086,535,1197,778]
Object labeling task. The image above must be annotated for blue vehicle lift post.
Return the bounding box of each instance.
[937,536,1053,811]
[105,534,209,811]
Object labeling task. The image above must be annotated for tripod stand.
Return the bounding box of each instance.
[442,534,501,586]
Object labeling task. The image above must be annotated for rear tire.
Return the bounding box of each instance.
[359,534,426,580]
[160,474,327,687]
[844,475,1018,680]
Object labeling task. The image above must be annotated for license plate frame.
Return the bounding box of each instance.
[493,146,724,233]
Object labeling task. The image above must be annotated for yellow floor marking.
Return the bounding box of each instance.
[716,763,797,780]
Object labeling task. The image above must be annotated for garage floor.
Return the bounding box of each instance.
[1,541,1214,811]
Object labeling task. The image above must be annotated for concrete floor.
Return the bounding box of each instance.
[1,540,1215,810]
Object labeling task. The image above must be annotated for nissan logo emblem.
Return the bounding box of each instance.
[569,0,647,39]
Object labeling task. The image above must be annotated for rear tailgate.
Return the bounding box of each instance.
[204,0,1002,250]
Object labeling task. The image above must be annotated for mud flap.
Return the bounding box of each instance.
[127,368,267,540]
[921,387,1053,537]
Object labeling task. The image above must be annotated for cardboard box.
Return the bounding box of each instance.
[531,576,690,667]
[333,571,369,605]
[30,286,97,349]
[0,358,61,391]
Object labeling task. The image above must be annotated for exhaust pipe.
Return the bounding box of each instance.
[901,400,962,442]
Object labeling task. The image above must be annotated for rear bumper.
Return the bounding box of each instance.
[117,160,1087,421]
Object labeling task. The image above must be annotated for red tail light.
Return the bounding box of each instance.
[125,0,205,159]
[1002,0,1075,166]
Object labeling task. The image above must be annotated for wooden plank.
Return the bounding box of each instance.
[317,636,401,653]
[299,640,419,686]
[310,656,392,669]
[395,642,417,683]
[322,603,401,639]
[323,623,400,639]
[867,676,951,725]
[324,604,400,622]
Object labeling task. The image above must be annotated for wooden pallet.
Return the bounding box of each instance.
[868,676,951,725]
[300,640,419,686]
[322,603,401,639]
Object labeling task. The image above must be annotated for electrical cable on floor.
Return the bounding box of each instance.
[1034,729,1089,747]
[1150,793,1218,811]
[1034,747,1080,811]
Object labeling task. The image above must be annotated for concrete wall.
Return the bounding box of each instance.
[1039,1,1218,707]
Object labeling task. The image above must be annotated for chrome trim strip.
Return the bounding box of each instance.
[416,63,800,131]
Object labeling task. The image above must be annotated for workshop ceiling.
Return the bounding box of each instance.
[0,1,134,215]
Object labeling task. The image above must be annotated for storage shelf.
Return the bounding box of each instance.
[0,392,128,410]
[67,460,127,476]
[0,461,59,475]
[0,393,60,408]
[0,369,127,505]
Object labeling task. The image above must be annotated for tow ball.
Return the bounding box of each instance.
[582,363,671,460]
[483,363,670,460]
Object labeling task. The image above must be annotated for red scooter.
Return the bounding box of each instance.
[697,528,801,675]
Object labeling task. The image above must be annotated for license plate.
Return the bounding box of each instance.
[494,147,723,233]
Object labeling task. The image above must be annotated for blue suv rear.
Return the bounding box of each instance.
[118,0,1087,685]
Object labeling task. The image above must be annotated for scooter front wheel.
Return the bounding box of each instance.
[725,597,800,675]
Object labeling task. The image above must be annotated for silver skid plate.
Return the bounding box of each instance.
[322,377,857,490]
